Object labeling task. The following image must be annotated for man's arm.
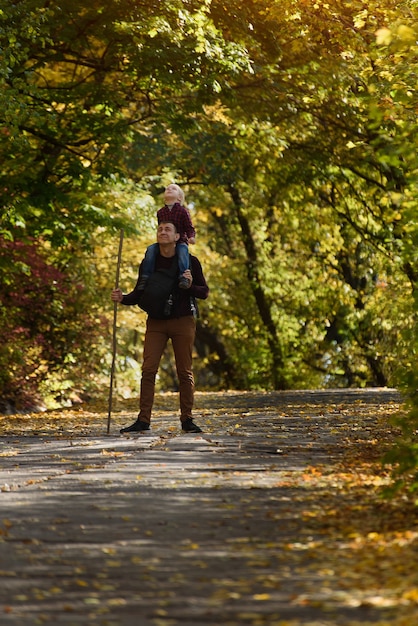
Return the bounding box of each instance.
[189,256,209,300]
[111,262,144,306]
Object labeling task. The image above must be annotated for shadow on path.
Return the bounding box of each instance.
[1,388,415,626]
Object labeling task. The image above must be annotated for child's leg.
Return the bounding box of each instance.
[176,243,190,275]
[138,243,158,290]
[177,243,190,289]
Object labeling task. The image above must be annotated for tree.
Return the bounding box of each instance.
[0,236,108,410]
[138,0,417,391]
[1,0,417,414]
[0,0,252,406]
[0,0,252,245]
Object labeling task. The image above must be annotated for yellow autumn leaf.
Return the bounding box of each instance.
[375,27,392,46]
[131,556,142,564]
[402,588,418,603]
[84,597,100,605]
[397,25,416,43]
[107,598,128,606]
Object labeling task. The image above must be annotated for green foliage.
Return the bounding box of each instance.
[0,0,252,404]
[0,0,251,242]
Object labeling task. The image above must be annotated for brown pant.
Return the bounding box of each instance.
[138,316,196,424]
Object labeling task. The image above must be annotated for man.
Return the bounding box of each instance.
[111,221,209,434]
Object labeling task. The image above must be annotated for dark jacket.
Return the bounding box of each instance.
[121,252,209,318]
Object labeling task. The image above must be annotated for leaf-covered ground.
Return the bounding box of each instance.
[1,388,418,626]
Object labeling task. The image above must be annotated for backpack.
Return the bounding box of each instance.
[136,259,178,319]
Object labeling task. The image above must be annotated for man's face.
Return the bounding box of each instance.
[157,222,179,244]
[164,184,180,204]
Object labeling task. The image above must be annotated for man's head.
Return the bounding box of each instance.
[164,184,184,205]
[157,221,180,246]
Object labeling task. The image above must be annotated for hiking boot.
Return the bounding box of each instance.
[178,276,191,289]
[120,420,150,434]
[182,418,202,433]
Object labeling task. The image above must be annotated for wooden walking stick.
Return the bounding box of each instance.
[107,229,124,434]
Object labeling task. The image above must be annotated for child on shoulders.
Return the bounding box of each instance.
[138,183,196,290]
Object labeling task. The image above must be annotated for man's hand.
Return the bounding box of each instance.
[111,288,123,303]
[182,270,193,288]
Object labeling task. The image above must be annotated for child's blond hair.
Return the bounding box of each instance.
[170,184,185,205]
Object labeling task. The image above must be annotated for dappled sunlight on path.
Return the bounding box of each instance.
[1,389,417,625]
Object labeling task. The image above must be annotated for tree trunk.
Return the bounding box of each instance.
[195,324,245,389]
[227,183,288,389]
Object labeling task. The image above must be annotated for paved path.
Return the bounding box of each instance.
[1,388,412,626]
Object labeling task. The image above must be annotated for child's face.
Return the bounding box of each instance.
[164,184,181,204]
